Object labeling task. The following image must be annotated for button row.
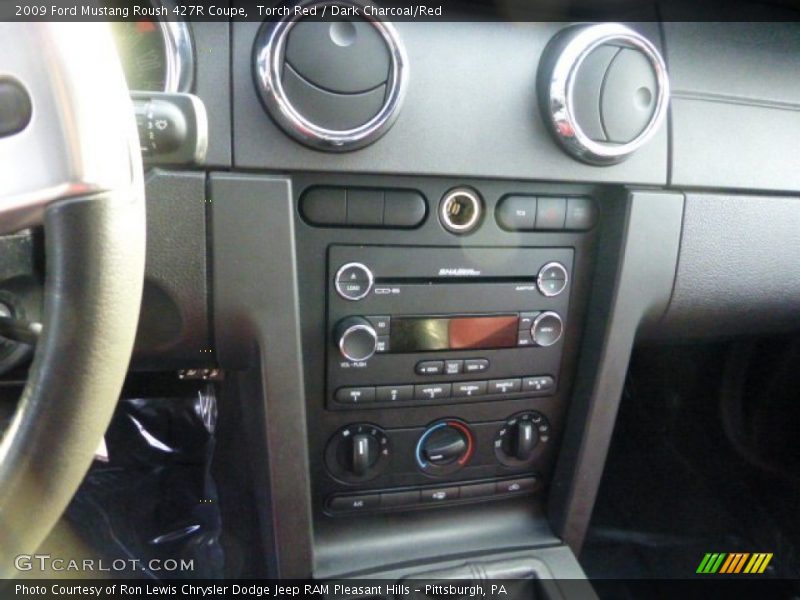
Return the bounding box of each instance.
[496,195,597,232]
[302,186,427,228]
[415,358,489,376]
[335,375,556,405]
[328,476,540,513]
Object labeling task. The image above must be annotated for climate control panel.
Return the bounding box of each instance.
[323,412,553,515]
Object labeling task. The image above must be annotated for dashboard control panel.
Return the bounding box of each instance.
[293,175,598,519]
[327,246,572,411]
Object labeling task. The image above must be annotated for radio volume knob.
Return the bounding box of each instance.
[531,311,563,347]
[336,317,378,362]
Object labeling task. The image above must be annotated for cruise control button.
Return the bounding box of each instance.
[0,79,32,138]
[335,387,376,404]
[445,360,463,375]
[416,360,445,375]
[329,494,380,512]
[376,385,414,402]
[414,383,452,401]
[453,381,487,398]
[464,359,489,373]
[523,376,555,393]
[488,378,522,395]
[421,487,459,503]
[496,477,538,495]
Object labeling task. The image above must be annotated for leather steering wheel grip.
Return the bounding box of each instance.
[0,23,145,573]
[0,192,145,573]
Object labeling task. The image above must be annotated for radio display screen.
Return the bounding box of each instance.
[391,315,519,352]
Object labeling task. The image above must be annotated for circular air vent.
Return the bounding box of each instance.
[537,23,669,165]
[253,0,408,152]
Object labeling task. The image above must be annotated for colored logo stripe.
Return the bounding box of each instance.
[697,553,726,573]
[697,553,773,574]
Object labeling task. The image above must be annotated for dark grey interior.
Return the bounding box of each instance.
[4,3,800,593]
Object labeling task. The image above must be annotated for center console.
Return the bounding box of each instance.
[291,173,601,533]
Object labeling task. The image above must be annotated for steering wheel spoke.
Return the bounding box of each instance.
[0,23,141,234]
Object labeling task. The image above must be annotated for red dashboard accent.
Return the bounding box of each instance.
[448,420,475,465]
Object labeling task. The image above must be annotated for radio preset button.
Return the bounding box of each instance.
[416,360,445,375]
[464,359,490,373]
[454,381,487,398]
[376,385,414,402]
[366,315,391,334]
[523,376,555,393]
[414,383,452,400]
[335,262,374,301]
[488,378,522,395]
[335,387,376,404]
[445,360,463,375]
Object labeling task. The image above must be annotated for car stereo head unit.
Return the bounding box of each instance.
[327,246,573,410]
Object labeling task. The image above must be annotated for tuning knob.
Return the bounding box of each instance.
[495,412,550,467]
[335,316,378,362]
[531,311,563,347]
[416,420,474,476]
[325,423,391,483]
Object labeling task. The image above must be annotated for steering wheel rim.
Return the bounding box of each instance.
[0,23,145,573]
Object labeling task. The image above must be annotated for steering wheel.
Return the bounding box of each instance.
[0,23,145,573]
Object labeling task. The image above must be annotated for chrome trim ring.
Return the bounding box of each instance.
[335,262,374,301]
[160,18,195,93]
[541,23,670,165]
[338,323,378,362]
[152,0,195,93]
[530,311,564,347]
[439,188,483,235]
[253,0,409,152]
[537,261,569,297]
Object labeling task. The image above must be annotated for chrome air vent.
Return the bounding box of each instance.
[538,23,669,165]
[253,0,408,152]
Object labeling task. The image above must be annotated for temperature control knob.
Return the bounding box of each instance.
[416,420,475,476]
[325,423,391,483]
[495,411,551,467]
[335,317,378,362]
